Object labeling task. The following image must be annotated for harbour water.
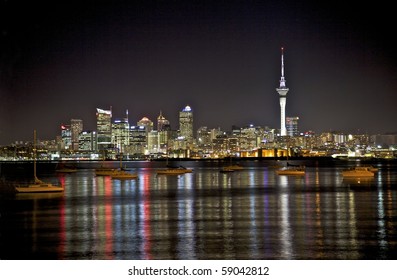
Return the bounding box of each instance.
[1,159,397,260]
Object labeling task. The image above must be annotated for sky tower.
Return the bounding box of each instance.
[276,47,289,136]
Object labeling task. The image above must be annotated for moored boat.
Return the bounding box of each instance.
[220,167,235,173]
[15,178,64,193]
[15,130,64,193]
[111,170,138,180]
[156,167,193,175]
[276,166,305,176]
[95,167,118,176]
[342,166,375,177]
[226,164,244,171]
[360,165,378,172]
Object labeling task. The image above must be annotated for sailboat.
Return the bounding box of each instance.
[111,147,138,180]
[156,153,193,175]
[95,150,117,176]
[221,155,244,172]
[15,130,64,193]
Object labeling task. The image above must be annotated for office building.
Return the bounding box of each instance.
[96,107,112,152]
[179,105,193,143]
[70,119,83,150]
[286,117,299,136]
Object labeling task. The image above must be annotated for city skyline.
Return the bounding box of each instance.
[1,1,396,145]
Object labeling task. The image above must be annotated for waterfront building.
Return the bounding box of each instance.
[70,119,83,150]
[128,125,147,158]
[179,105,194,143]
[157,111,170,131]
[96,108,113,153]
[276,47,289,136]
[212,134,229,158]
[239,125,264,153]
[112,111,130,152]
[137,117,154,133]
[196,126,212,148]
[60,124,72,150]
[371,134,397,148]
[147,130,159,155]
[286,117,299,136]
[78,131,97,152]
[157,111,171,153]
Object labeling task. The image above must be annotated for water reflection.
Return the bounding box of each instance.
[2,163,397,260]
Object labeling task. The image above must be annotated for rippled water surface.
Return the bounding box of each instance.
[1,160,397,260]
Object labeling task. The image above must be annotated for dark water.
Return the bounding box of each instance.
[1,159,397,260]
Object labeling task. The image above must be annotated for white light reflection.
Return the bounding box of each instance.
[249,195,259,258]
[177,173,196,259]
[347,192,359,257]
[279,175,288,188]
[377,189,388,254]
[280,193,292,259]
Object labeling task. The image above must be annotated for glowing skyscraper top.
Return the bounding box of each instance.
[276,47,289,136]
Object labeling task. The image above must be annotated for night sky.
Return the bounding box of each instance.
[1,0,396,145]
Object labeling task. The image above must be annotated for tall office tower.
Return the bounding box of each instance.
[129,125,147,156]
[96,107,112,152]
[276,47,289,136]
[70,119,83,150]
[179,105,193,143]
[286,116,299,136]
[60,124,72,150]
[137,117,153,133]
[112,110,130,152]
[157,111,170,131]
[157,111,171,153]
[196,126,212,149]
[78,131,97,152]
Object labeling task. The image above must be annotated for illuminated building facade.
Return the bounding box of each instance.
[78,131,97,151]
[276,47,289,136]
[61,124,71,150]
[137,117,153,134]
[157,111,170,131]
[112,110,130,152]
[179,105,193,143]
[286,117,299,136]
[157,111,171,153]
[71,119,83,150]
[128,125,147,156]
[96,107,112,152]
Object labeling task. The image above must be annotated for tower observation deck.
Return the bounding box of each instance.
[276,47,289,136]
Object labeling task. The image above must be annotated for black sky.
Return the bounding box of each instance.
[1,0,396,144]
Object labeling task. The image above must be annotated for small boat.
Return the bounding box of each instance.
[156,167,193,175]
[15,178,64,193]
[226,164,244,171]
[95,167,118,176]
[111,170,138,180]
[342,167,375,177]
[220,167,235,173]
[276,166,305,176]
[15,130,64,193]
[360,165,378,172]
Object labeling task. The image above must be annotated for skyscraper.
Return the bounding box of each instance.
[137,117,153,133]
[179,105,193,143]
[112,110,130,152]
[96,107,112,152]
[286,116,299,136]
[60,124,71,150]
[157,111,171,153]
[70,119,83,150]
[276,47,289,136]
